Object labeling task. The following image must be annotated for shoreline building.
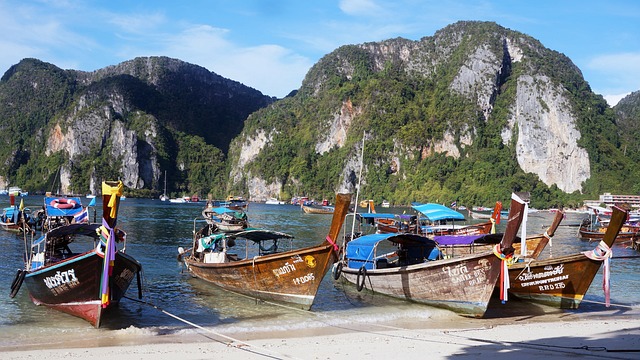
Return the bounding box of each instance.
[583,193,640,209]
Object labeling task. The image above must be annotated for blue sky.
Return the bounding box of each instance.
[1,1,639,105]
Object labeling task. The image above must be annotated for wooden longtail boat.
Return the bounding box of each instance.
[11,181,142,328]
[507,206,628,309]
[0,195,36,233]
[373,213,418,234]
[413,201,501,236]
[434,209,564,260]
[202,205,248,232]
[182,193,351,309]
[301,203,335,214]
[578,221,638,246]
[334,193,527,317]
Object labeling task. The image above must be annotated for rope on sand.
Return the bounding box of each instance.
[124,296,298,360]
[253,288,640,355]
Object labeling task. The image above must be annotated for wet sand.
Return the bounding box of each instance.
[2,301,639,360]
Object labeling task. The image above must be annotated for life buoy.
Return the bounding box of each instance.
[10,269,26,298]
[50,198,77,209]
[356,266,367,292]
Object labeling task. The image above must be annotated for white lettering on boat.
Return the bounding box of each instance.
[443,263,471,284]
[272,262,297,278]
[520,275,570,288]
[43,269,80,295]
[292,273,315,285]
[444,259,491,286]
[518,264,569,288]
[114,268,136,289]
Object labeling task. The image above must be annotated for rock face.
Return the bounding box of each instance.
[44,90,161,194]
[502,75,590,193]
[230,21,598,200]
[0,56,273,194]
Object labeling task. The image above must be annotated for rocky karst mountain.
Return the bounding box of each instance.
[1,22,637,207]
[0,57,274,196]
[228,21,636,207]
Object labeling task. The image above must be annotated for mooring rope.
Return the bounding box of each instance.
[123,295,298,360]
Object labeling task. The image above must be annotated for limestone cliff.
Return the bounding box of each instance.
[0,56,273,196]
[229,21,614,205]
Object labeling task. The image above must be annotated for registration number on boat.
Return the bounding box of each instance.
[292,273,315,285]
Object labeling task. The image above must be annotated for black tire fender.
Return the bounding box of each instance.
[333,262,343,280]
[356,266,367,292]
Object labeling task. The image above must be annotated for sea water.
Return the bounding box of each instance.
[0,198,638,349]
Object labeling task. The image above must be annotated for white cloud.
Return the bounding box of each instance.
[586,52,640,102]
[159,25,313,97]
[603,93,630,107]
[587,52,640,76]
[339,0,383,16]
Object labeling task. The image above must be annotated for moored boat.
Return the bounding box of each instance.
[413,201,501,236]
[434,209,564,260]
[202,204,249,232]
[334,192,527,317]
[265,197,285,205]
[507,205,628,309]
[10,181,142,327]
[301,203,335,214]
[0,195,35,233]
[180,193,351,309]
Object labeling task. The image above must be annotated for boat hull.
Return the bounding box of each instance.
[301,205,334,214]
[507,253,604,309]
[578,226,638,245]
[24,250,141,327]
[184,243,337,310]
[339,252,502,317]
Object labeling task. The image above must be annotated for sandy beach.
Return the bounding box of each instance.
[2,305,638,360]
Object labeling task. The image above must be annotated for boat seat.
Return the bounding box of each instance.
[375,258,388,269]
[226,253,239,261]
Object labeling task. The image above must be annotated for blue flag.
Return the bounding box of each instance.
[88,197,96,207]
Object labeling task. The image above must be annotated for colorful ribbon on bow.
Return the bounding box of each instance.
[493,244,514,304]
[583,240,613,307]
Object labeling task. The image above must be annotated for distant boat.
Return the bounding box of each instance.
[7,187,28,197]
[226,195,248,210]
[202,205,248,232]
[301,203,334,214]
[265,197,285,205]
[381,200,390,208]
[0,196,35,233]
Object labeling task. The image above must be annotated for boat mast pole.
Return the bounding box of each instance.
[350,131,365,242]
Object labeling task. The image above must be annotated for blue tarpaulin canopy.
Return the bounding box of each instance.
[346,233,441,269]
[210,206,236,214]
[412,203,465,221]
[346,233,437,261]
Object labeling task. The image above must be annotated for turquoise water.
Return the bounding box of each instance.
[1,198,638,348]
